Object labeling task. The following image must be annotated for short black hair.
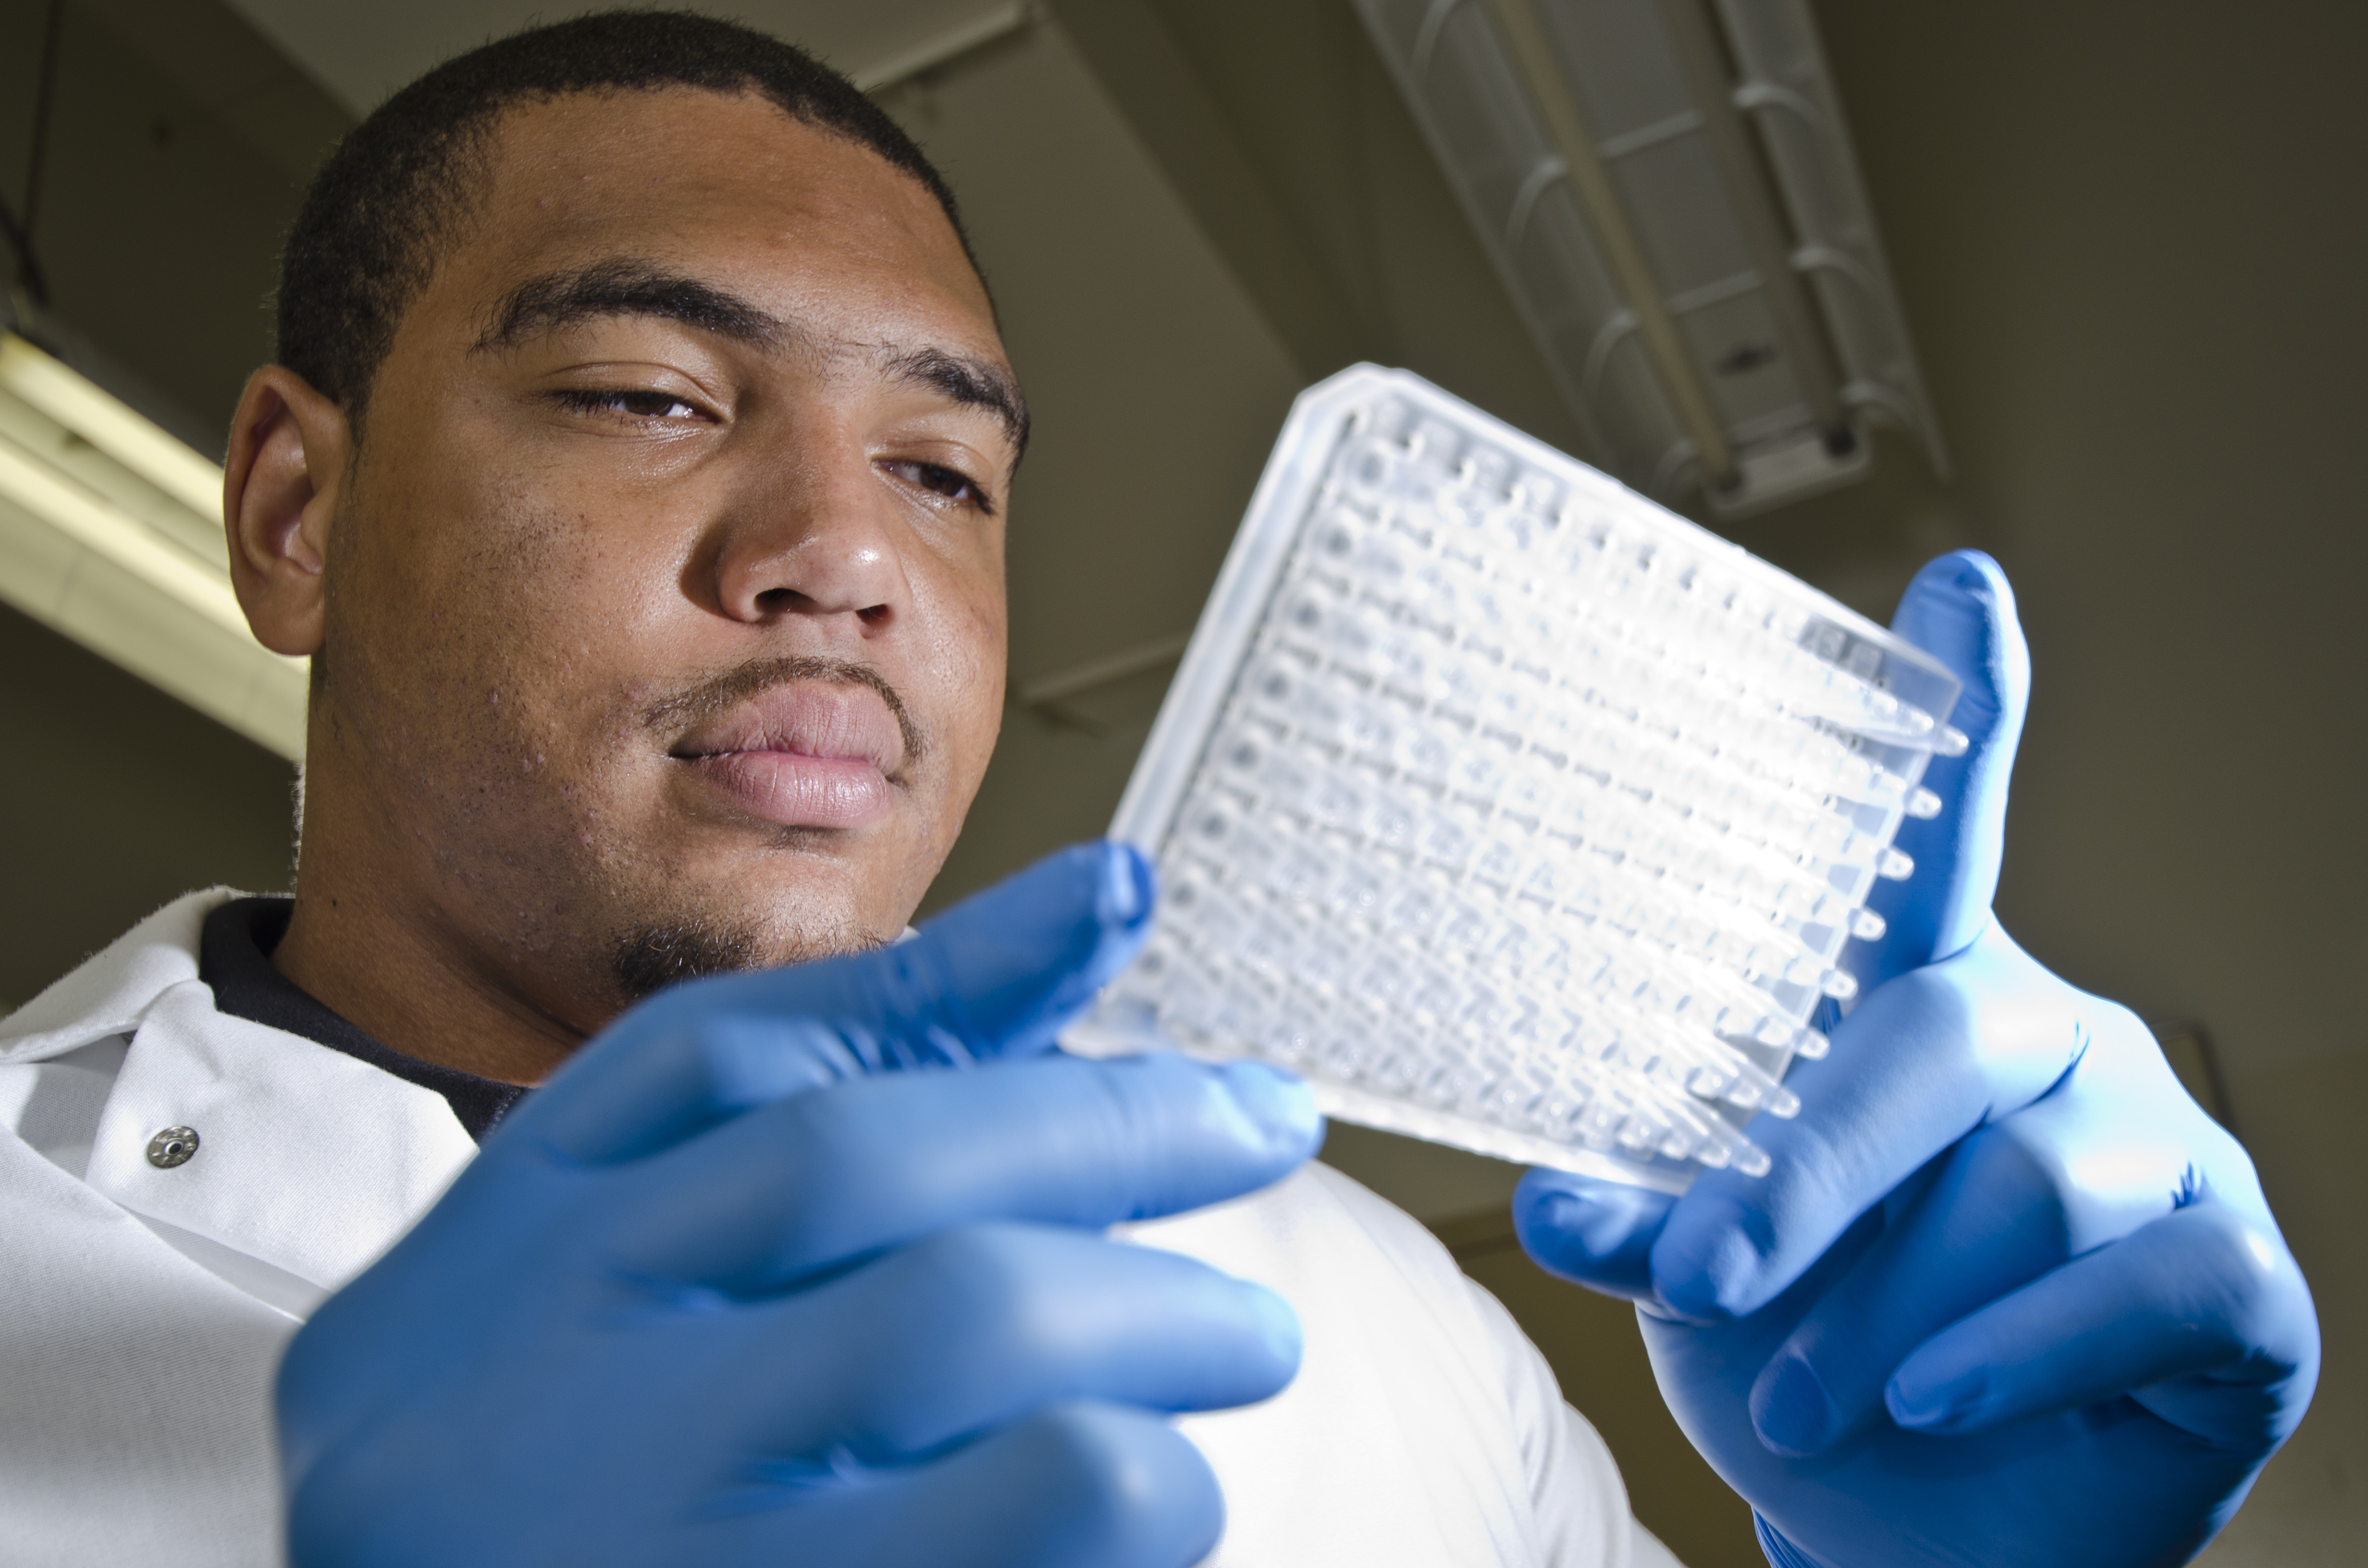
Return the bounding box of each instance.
[275,9,976,426]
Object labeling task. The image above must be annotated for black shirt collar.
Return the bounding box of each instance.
[197,897,525,1141]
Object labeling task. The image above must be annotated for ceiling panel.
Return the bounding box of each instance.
[225,0,1017,113]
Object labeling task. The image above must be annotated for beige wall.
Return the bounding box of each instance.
[1741,11,2368,1557]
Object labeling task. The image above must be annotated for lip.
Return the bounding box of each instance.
[669,681,906,830]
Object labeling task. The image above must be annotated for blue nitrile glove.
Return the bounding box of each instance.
[276,843,1321,1568]
[1514,551,2319,1568]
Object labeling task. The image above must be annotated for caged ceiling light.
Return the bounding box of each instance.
[0,332,308,760]
[1355,0,1946,516]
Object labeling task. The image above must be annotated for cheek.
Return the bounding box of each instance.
[911,556,1008,749]
[338,468,664,777]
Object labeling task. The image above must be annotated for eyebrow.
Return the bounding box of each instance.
[474,259,786,353]
[884,346,1031,465]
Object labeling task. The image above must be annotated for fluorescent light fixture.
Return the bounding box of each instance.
[0,333,308,760]
[1355,0,1946,515]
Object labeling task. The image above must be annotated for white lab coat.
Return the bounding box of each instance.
[0,891,1682,1568]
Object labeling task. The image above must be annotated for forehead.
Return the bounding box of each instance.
[431,86,999,357]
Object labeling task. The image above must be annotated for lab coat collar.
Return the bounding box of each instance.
[0,890,233,1064]
[85,982,478,1290]
[3,888,477,1297]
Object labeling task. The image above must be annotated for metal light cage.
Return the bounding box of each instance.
[1356,0,1945,516]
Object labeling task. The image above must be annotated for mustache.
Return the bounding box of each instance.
[641,655,925,771]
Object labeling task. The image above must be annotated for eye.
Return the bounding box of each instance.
[549,388,710,422]
[879,458,995,513]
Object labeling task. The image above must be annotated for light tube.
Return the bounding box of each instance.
[0,333,307,760]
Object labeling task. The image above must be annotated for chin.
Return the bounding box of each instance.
[604,856,892,995]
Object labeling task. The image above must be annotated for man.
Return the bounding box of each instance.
[0,12,2316,1567]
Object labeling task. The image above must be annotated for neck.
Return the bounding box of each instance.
[272,838,592,1089]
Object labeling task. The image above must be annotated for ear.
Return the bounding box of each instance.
[224,365,352,657]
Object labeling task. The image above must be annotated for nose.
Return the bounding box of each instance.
[706,431,911,633]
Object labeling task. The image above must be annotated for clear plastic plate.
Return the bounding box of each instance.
[1063,366,1961,1192]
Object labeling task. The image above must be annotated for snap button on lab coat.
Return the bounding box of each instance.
[147,1126,201,1168]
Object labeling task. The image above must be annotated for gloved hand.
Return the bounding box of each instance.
[276,844,1322,1568]
[1514,551,2319,1568]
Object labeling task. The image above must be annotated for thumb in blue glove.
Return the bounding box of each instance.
[1512,551,2318,1568]
[277,843,1324,1568]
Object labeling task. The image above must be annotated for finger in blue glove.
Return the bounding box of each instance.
[279,843,1323,1568]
